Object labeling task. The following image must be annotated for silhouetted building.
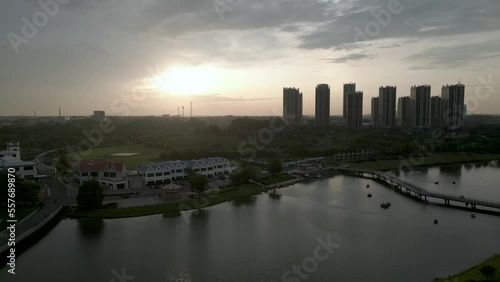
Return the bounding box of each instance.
[410,85,431,127]
[371,97,379,127]
[93,110,106,121]
[430,96,442,127]
[347,91,363,129]
[441,84,465,127]
[378,86,397,127]
[315,84,330,127]
[343,83,356,119]
[397,96,412,127]
[283,87,303,126]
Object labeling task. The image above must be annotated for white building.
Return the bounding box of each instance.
[138,157,232,186]
[0,142,39,179]
[74,159,129,190]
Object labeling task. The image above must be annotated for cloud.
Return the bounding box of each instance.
[193,94,280,104]
[326,52,373,63]
[295,0,500,51]
[403,38,500,70]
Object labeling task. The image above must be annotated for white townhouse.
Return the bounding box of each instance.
[74,159,129,190]
[0,159,38,179]
[138,157,232,186]
[0,142,39,179]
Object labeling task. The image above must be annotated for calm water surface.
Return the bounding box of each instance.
[2,162,500,282]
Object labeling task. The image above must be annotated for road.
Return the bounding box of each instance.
[0,177,68,252]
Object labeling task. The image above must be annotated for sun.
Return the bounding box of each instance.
[148,65,220,95]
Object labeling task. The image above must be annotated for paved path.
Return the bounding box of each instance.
[0,177,69,253]
[339,168,500,210]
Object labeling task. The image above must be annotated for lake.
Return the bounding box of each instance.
[2,161,500,282]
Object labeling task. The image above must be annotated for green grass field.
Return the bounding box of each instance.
[434,254,500,281]
[68,144,164,170]
[351,153,500,170]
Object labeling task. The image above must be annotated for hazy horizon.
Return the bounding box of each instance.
[2,0,500,116]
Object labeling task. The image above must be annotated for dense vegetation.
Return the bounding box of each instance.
[77,179,105,210]
[2,115,500,164]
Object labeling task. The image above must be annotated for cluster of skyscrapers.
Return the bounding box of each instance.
[282,83,466,128]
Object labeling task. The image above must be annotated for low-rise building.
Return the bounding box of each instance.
[0,159,38,179]
[0,141,39,179]
[138,157,232,186]
[74,159,128,190]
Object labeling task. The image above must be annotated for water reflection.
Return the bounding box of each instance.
[77,219,104,239]
[417,166,429,175]
[464,162,474,170]
[473,160,491,169]
[439,163,462,176]
[268,192,282,200]
[231,195,257,207]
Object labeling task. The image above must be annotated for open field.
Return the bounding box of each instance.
[350,153,500,170]
[67,144,164,169]
[69,184,263,219]
[434,254,500,282]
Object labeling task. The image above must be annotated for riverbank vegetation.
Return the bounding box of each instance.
[258,173,296,185]
[351,152,500,170]
[2,116,500,170]
[68,184,263,219]
[434,254,500,282]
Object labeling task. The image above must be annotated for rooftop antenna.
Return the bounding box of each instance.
[59,106,61,117]
[190,102,193,119]
[182,106,184,118]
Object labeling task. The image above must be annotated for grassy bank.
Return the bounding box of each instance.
[434,254,500,282]
[69,184,264,219]
[350,153,500,170]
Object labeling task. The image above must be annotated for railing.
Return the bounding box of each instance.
[338,168,500,209]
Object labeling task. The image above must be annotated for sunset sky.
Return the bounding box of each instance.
[1,0,500,116]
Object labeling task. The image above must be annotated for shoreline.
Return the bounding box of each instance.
[348,152,500,171]
[433,254,500,281]
[68,184,265,219]
[67,154,500,219]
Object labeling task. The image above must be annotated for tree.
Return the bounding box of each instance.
[0,173,40,204]
[56,154,71,172]
[188,174,209,194]
[231,166,259,185]
[479,265,496,281]
[17,180,41,204]
[184,168,196,178]
[268,159,282,174]
[77,179,105,210]
[208,124,222,135]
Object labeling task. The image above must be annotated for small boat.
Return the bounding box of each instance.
[386,202,391,207]
[453,181,456,184]
[471,214,476,219]
[366,184,370,188]
[435,182,439,185]
[434,219,438,224]
[367,193,372,198]
[380,203,389,209]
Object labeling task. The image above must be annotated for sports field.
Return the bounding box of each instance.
[67,144,164,170]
